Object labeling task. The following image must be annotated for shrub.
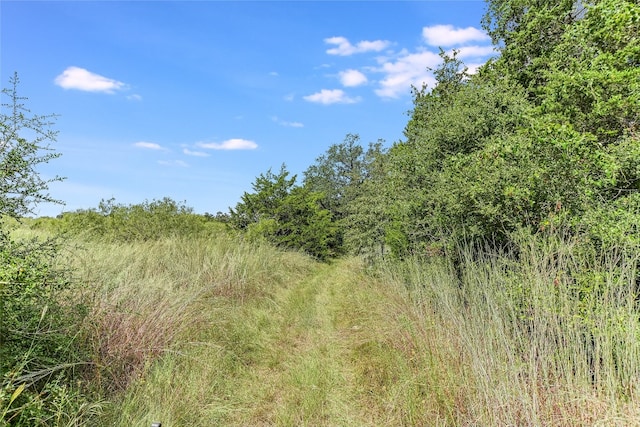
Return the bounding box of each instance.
[56,197,207,242]
[0,230,93,425]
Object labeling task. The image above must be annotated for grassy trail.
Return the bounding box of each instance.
[229,259,383,426]
[105,254,424,426]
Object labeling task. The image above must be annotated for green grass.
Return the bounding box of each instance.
[377,237,640,425]
[5,220,640,426]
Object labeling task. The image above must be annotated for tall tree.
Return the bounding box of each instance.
[482,0,584,96]
[303,134,385,253]
[304,134,368,219]
[342,142,390,257]
[229,164,340,260]
[229,164,296,230]
[387,51,533,255]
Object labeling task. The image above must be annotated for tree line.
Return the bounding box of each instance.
[230,0,639,261]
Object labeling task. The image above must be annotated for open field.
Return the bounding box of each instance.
[3,222,640,426]
[70,235,640,425]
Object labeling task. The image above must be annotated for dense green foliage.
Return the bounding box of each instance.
[1,75,95,425]
[234,0,638,258]
[53,197,211,242]
[355,0,639,256]
[230,165,340,260]
[303,134,386,256]
[228,136,389,260]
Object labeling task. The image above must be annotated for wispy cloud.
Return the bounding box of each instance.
[133,141,166,150]
[422,25,490,47]
[197,138,258,150]
[55,66,127,93]
[325,36,391,56]
[272,116,304,128]
[315,25,494,101]
[374,50,441,99]
[303,89,361,105]
[127,94,143,101]
[158,160,189,167]
[453,45,496,59]
[183,148,210,157]
[339,69,368,87]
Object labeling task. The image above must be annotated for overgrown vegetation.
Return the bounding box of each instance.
[50,197,214,242]
[229,165,341,261]
[1,73,96,425]
[2,0,640,425]
[230,0,639,259]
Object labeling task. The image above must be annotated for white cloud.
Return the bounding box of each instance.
[325,36,391,56]
[374,51,441,98]
[465,63,486,75]
[127,94,143,101]
[133,141,165,150]
[422,25,490,47]
[197,138,258,150]
[339,69,368,87]
[55,66,127,93]
[317,27,494,100]
[183,148,210,157]
[272,116,304,128]
[158,160,189,167]
[453,45,496,59]
[303,89,361,105]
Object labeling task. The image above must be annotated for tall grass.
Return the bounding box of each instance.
[7,216,640,425]
[63,234,315,425]
[377,234,640,425]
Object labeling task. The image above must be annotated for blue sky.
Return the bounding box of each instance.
[1,1,494,217]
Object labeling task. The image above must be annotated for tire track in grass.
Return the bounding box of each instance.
[224,256,433,426]
[232,259,368,426]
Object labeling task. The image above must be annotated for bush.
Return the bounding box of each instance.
[0,230,94,425]
[1,73,98,425]
[56,197,207,242]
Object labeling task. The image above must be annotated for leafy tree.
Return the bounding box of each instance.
[341,143,390,258]
[302,134,385,254]
[269,187,340,260]
[229,164,296,230]
[481,0,582,98]
[540,0,639,145]
[387,53,533,255]
[543,0,640,246]
[230,165,339,260]
[379,1,639,258]
[1,72,63,219]
[1,74,92,425]
[304,134,367,217]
